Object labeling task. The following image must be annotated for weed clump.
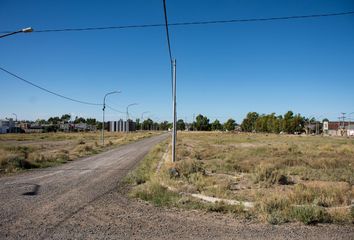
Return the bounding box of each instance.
[132,182,179,207]
[175,159,205,178]
[291,206,331,225]
[253,164,292,186]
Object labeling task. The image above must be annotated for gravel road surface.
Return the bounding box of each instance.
[0,133,352,239]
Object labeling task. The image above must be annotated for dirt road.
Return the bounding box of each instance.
[0,133,352,239]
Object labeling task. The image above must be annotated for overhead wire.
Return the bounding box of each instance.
[105,105,125,114]
[162,0,174,100]
[162,0,173,62]
[1,11,353,34]
[0,66,102,106]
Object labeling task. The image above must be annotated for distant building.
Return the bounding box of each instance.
[324,121,353,136]
[59,122,96,132]
[304,123,317,134]
[0,119,15,134]
[24,125,44,133]
[108,119,136,132]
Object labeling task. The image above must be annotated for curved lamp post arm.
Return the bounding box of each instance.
[0,27,33,39]
[126,103,138,120]
[102,91,121,146]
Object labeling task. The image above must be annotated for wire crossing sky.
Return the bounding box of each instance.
[0,66,102,106]
[1,0,353,122]
[1,10,354,34]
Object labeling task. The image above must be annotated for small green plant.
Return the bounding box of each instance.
[132,182,180,207]
[291,206,332,225]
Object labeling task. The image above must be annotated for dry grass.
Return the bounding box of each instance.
[0,131,159,174]
[129,132,354,225]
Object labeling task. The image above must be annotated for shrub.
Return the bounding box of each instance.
[291,206,331,225]
[176,159,205,178]
[132,182,179,207]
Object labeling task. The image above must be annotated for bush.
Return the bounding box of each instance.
[253,164,290,186]
[291,206,332,225]
[176,159,205,178]
[8,156,38,169]
[259,195,291,224]
[132,182,179,207]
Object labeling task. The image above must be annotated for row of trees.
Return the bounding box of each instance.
[37,114,97,125]
[135,115,237,132]
[185,114,237,131]
[34,111,314,134]
[240,111,308,134]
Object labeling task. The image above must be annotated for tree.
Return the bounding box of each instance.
[36,119,47,125]
[195,114,210,131]
[159,121,171,131]
[282,111,294,133]
[177,119,186,131]
[60,114,71,122]
[211,119,223,131]
[224,118,236,131]
[142,118,153,130]
[86,118,97,125]
[74,117,86,124]
[241,112,259,132]
[135,118,141,130]
[48,116,60,124]
[292,114,305,133]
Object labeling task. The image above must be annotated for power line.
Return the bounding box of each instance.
[0,66,102,106]
[162,0,174,99]
[162,0,173,62]
[105,105,125,114]
[106,105,139,119]
[2,11,353,34]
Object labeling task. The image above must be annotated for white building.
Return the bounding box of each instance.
[109,119,136,132]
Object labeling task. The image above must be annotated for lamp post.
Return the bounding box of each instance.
[102,91,120,146]
[12,113,17,134]
[306,115,314,135]
[0,27,33,39]
[126,103,138,132]
[316,115,323,135]
[140,111,150,131]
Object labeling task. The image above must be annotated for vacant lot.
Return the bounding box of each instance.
[129,132,354,225]
[0,131,158,175]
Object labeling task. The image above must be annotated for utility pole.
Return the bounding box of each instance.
[337,113,346,136]
[172,59,177,163]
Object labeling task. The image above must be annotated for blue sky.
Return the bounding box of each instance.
[1,0,354,123]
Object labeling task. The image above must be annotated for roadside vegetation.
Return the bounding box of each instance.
[0,131,158,175]
[128,132,354,225]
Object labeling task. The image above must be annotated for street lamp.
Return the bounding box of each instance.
[140,111,150,130]
[102,91,120,146]
[126,103,138,132]
[306,115,314,135]
[0,27,33,39]
[12,113,17,134]
[12,113,17,122]
[316,115,323,135]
